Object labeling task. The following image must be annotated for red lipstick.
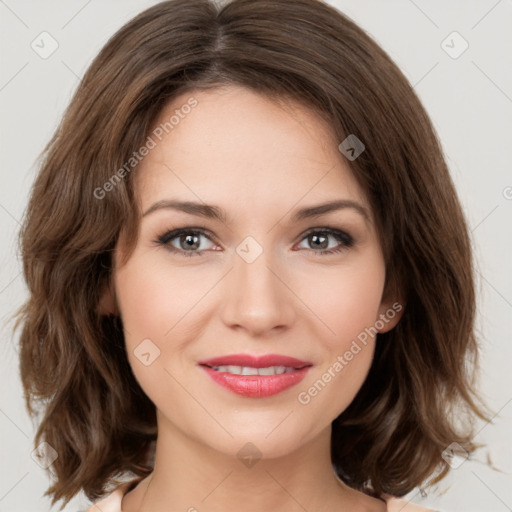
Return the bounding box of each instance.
[198,353,312,398]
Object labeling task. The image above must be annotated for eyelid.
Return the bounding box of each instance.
[299,225,353,242]
[156,226,219,248]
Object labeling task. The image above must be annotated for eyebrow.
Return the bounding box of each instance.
[142,199,370,224]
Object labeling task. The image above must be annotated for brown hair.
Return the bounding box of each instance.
[14,0,489,508]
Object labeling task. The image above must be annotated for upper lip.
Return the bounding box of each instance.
[198,353,312,369]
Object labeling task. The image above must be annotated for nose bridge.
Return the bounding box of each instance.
[221,235,294,334]
[236,238,277,296]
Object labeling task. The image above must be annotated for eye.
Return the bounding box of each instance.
[155,226,354,257]
[295,227,354,255]
[156,228,217,257]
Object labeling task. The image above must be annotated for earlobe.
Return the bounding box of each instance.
[376,298,405,334]
[97,281,118,317]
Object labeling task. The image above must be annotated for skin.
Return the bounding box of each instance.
[101,84,403,512]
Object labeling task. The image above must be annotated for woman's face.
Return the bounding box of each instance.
[110,84,402,459]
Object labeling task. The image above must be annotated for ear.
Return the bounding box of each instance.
[375,274,405,334]
[97,280,118,317]
[375,298,405,334]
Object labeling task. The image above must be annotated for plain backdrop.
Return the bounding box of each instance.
[1,1,511,511]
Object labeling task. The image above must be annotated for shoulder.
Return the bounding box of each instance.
[83,481,135,512]
[383,494,440,512]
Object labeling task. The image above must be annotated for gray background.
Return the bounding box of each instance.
[1,1,511,510]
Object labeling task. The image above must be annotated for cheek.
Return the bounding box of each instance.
[114,272,183,423]
[114,259,179,390]
[299,256,386,347]
[294,257,385,417]
[297,331,377,425]
[114,256,218,402]
[115,256,207,343]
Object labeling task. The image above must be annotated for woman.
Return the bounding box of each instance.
[15,1,488,510]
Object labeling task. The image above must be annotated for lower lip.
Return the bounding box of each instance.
[200,365,311,398]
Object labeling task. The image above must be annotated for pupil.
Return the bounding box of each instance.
[311,234,328,249]
[184,235,199,249]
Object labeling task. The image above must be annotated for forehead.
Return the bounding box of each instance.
[134,85,370,219]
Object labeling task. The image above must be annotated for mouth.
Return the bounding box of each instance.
[204,365,299,375]
[197,353,312,398]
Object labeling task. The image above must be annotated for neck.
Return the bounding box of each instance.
[122,412,366,512]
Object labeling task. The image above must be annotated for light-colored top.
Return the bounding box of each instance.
[85,480,439,511]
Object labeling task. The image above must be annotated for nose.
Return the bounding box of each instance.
[219,242,296,337]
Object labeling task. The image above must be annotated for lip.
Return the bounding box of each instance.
[198,353,312,398]
[197,353,312,368]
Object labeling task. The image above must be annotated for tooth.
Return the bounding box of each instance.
[215,365,237,373]
[210,365,297,375]
[257,367,276,376]
[241,366,259,376]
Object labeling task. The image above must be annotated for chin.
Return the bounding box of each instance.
[185,410,324,461]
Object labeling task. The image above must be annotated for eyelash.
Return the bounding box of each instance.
[155,226,354,258]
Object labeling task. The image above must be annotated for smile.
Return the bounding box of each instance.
[197,353,312,398]
[208,365,296,375]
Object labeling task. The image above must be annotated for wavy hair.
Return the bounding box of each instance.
[14,0,489,507]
